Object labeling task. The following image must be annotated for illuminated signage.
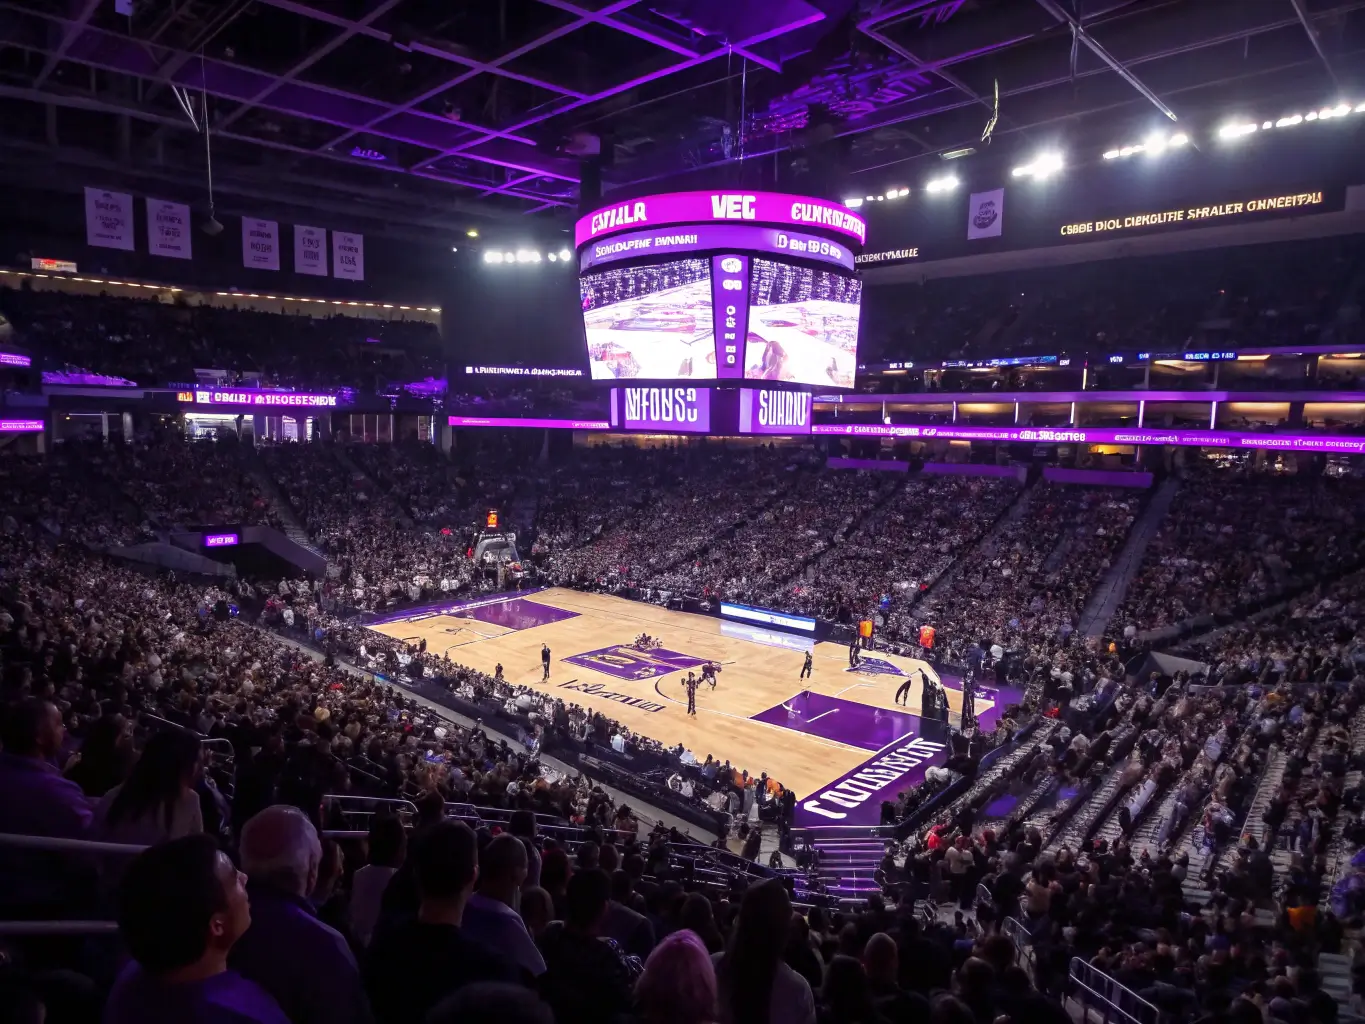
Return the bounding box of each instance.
[575,191,866,247]
[738,388,812,435]
[463,366,584,378]
[711,254,749,377]
[1182,351,1237,361]
[448,416,610,429]
[0,352,32,368]
[810,422,1365,454]
[485,510,500,529]
[190,389,339,408]
[854,248,921,266]
[578,225,854,272]
[0,419,43,432]
[31,257,77,273]
[612,387,712,433]
[203,533,239,547]
[720,602,817,633]
[1060,190,1325,237]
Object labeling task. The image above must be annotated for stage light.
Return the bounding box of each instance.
[484,251,503,264]
[559,249,571,261]
[547,253,557,262]
[1218,122,1257,139]
[1306,111,1318,121]
[1103,149,1120,160]
[865,195,875,201]
[1170,132,1188,146]
[1262,121,1273,129]
[450,246,458,253]
[1275,114,1303,127]
[466,228,479,238]
[925,175,958,193]
[876,195,884,201]
[844,197,864,208]
[1357,102,1365,112]
[503,252,515,262]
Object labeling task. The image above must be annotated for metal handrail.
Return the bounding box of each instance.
[0,832,148,855]
[1068,957,1160,1024]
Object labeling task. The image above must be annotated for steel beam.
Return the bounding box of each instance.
[1286,0,1340,88]
[31,0,102,90]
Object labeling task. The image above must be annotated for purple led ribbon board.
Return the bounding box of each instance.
[0,419,43,432]
[448,416,610,430]
[711,255,749,379]
[738,388,813,435]
[576,191,867,248]
[463,366,584,378]
[580,225,856,272]
[610,387,712,433]
[0,352,32,368]
[810,422,1365,454]
[190,389,339,408]
[203,533,240,547]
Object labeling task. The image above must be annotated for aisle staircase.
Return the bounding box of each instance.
[1079,477,1179,638]
[245,462,324,558]
[1045,763,1128,855]
[807,832,888,903]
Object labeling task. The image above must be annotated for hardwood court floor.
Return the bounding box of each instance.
[367,588,993,797]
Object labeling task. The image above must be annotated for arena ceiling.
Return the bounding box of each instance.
[0,0,1362,238]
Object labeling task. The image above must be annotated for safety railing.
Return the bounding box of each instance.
[1002,915,1036,984]
[0,832,146,937]
[319,794,633,845]
[1068,957,1161,1024]
[321,794,418,830]
[139,712,237,798]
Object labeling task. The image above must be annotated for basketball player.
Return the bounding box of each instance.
[541,644,551,681]
[703,663,718,690]
[800,650,813,679]
[685,672,700,716]
[894,668,918,707]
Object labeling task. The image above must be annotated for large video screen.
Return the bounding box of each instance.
[744,259,861,389]
[580,258,715,380]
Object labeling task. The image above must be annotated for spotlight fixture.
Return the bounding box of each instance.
[1103,132,1189,160]
[925,175,959,193]
[466,228,479,238]
[844,197,864,208]
[558,250,571,261]
[1011,152,1063,179]
[548,253,557,262]
[484,251,503,264]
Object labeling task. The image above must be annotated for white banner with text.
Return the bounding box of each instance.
[84,187,135,251]
[241,217,280,271]
[294,224,328,276]
[146,198,192,259]
[331,231,364,281]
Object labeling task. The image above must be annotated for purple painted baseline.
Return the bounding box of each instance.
[1043,467,1153,488]
[580,224,856,272]
[812,423,1365,454]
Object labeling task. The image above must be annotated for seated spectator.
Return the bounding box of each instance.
[230,805,371,1024]
[603,867,656,961]
[105,834,288,1024]
[65,712,135,798]
[0,697,92,838]
[365,820,520,1024]
[349,815,405,949]
[635,928,719,1024]
[427,982,554,1024]
[862,932,929,1023]
[714,878,816,1024]
[462,833,546,979]
[539,868,641,1024]
[95,728,205,846]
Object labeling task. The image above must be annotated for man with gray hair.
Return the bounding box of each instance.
[461,833,545,979]
[230,805,372,1024]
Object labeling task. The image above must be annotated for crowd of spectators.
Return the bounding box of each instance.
[0,286,442,389]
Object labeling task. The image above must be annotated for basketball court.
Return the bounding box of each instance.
[366,588,1020,826]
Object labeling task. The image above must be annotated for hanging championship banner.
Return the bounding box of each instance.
[294,224,328,276]
[84,187,135,251]
[146,198,192,259]
[967,188,1005,240]
[241,217,280,271]
[332,231,364,280]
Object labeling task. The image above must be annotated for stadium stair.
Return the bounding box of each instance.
[915,477,1034,607]
[805,832,888,902]
[333,446,416,529]
[1079,476,1180,638]
[244,463,325,558]
[1045,763,1129,856]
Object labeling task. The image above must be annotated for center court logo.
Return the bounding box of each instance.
[847,656,905,678]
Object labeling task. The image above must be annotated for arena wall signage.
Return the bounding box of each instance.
[579,225,855,272]
[719,602,817,633]
[447,415,611,430]
[0,419,43,432]
[183,389,340,408]
[609,386,712,433]
[203,533,240,547]
[0,352,32,367]
[575,191,867,247]
[1059,190,1325,237]
[811,422,1365,454]
[854,248,920,266]
[738,388,813,435]
[463,365,584,378]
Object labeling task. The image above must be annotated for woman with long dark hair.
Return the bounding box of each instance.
[713,879,815,1024]
[95,728,204,846]
[66,713,134,797]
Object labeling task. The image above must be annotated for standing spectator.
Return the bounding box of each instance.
[714,878,816,1024]
[539,868,641,1024]
[349,815,405,949]
[105,834,288,1024]
[462,833,546,979]
[95,729,205,846]
[230,806,371,1024]
[365,821,519,1024]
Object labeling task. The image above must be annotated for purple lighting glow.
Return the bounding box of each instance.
[576,191,866,247]
[448,416,610,430]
